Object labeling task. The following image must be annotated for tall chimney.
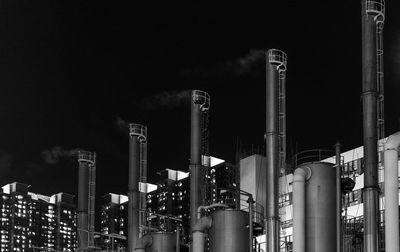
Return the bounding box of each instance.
[128,123,147,252]
[266,49,286,252]
[361,1,384,252]
[189,90,210,250]
[77,150,96,252]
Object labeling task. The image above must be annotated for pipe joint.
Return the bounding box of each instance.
[192,216,212,233]
[385,132,400,151]
[293,166,312,182]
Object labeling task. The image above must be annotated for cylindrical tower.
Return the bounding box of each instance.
[189,90,210,247]
[208,209,249,252]
[361,1,385,252]
[265,49,286,252]
[128,123,147,252]
[77,150,96,252]
[293,162,337,252]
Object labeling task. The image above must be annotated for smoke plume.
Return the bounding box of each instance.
[41,146,81,165]
[115,116,129,134]
[140,89,191,110]
[0,151,13,177]
[230,49,265,75]
[180,49,265,80]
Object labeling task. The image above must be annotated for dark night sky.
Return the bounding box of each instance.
[0,1,399,202]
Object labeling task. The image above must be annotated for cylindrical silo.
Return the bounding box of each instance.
[144,232,176,252]
[303,162,337,252]
[208,209,249,252]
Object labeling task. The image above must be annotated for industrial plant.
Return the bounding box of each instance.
[0,0,399,252]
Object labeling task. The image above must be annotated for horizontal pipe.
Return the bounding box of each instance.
[384,132,400,252]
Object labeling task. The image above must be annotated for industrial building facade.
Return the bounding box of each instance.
[99,158,237,250]
[0,182,77,252]
[239,138,393,251]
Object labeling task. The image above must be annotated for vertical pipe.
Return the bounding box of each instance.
[292,167,310,252]
[176,226,180,252]
[266,50,280,252]
[248,196,254,252]
[334,142,342,252]
[361,1,379,252]
[384,132,400,252]
[77,161,89,251]
[192,216,212,252]
[128,125,144,252]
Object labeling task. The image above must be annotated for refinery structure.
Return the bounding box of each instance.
[1,0,400,252]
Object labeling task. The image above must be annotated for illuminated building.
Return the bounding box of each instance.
[100,193,128,250]
[0,182,77,251]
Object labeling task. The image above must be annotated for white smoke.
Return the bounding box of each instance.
[140,90,191,110]
[41,146,80,165]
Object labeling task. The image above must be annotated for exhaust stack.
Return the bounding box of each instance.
[77,150,96,252]
[128,123,147,252]
[265,49,286,252]
[189,90,210,249]
[361,1,385,252]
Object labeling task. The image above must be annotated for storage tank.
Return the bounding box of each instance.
[144,232,176,252]
[208,209,249,252]
[304,162,336,252]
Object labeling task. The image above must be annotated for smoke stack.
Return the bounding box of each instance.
[77,150,96,252]
[361,1,385,252]
[189,90,210,249]
[265,49,286,252]
[128,123,147,252]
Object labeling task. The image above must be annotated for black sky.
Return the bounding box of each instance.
[0,1,399,201]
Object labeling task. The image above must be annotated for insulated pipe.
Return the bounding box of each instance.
[128,124,147,252]
[192,216,212,252]
[266,49,281,252]
[292,166,311,252]
[384,132,400,252]
[135,234,152,252]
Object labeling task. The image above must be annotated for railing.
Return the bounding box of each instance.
[192,90,210,111]
[291,149,335,170]
[128,123,147,142]
[268,49,287,71]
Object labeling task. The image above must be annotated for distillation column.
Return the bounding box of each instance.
[265,49,287,252]
[77,150,96,252]
[361,1,385,252]
[189,90,210,251]
[128,124,147,252]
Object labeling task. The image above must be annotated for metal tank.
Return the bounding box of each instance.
[304,162,336,252]
[145,232,176,252]
[208,209,249,252]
